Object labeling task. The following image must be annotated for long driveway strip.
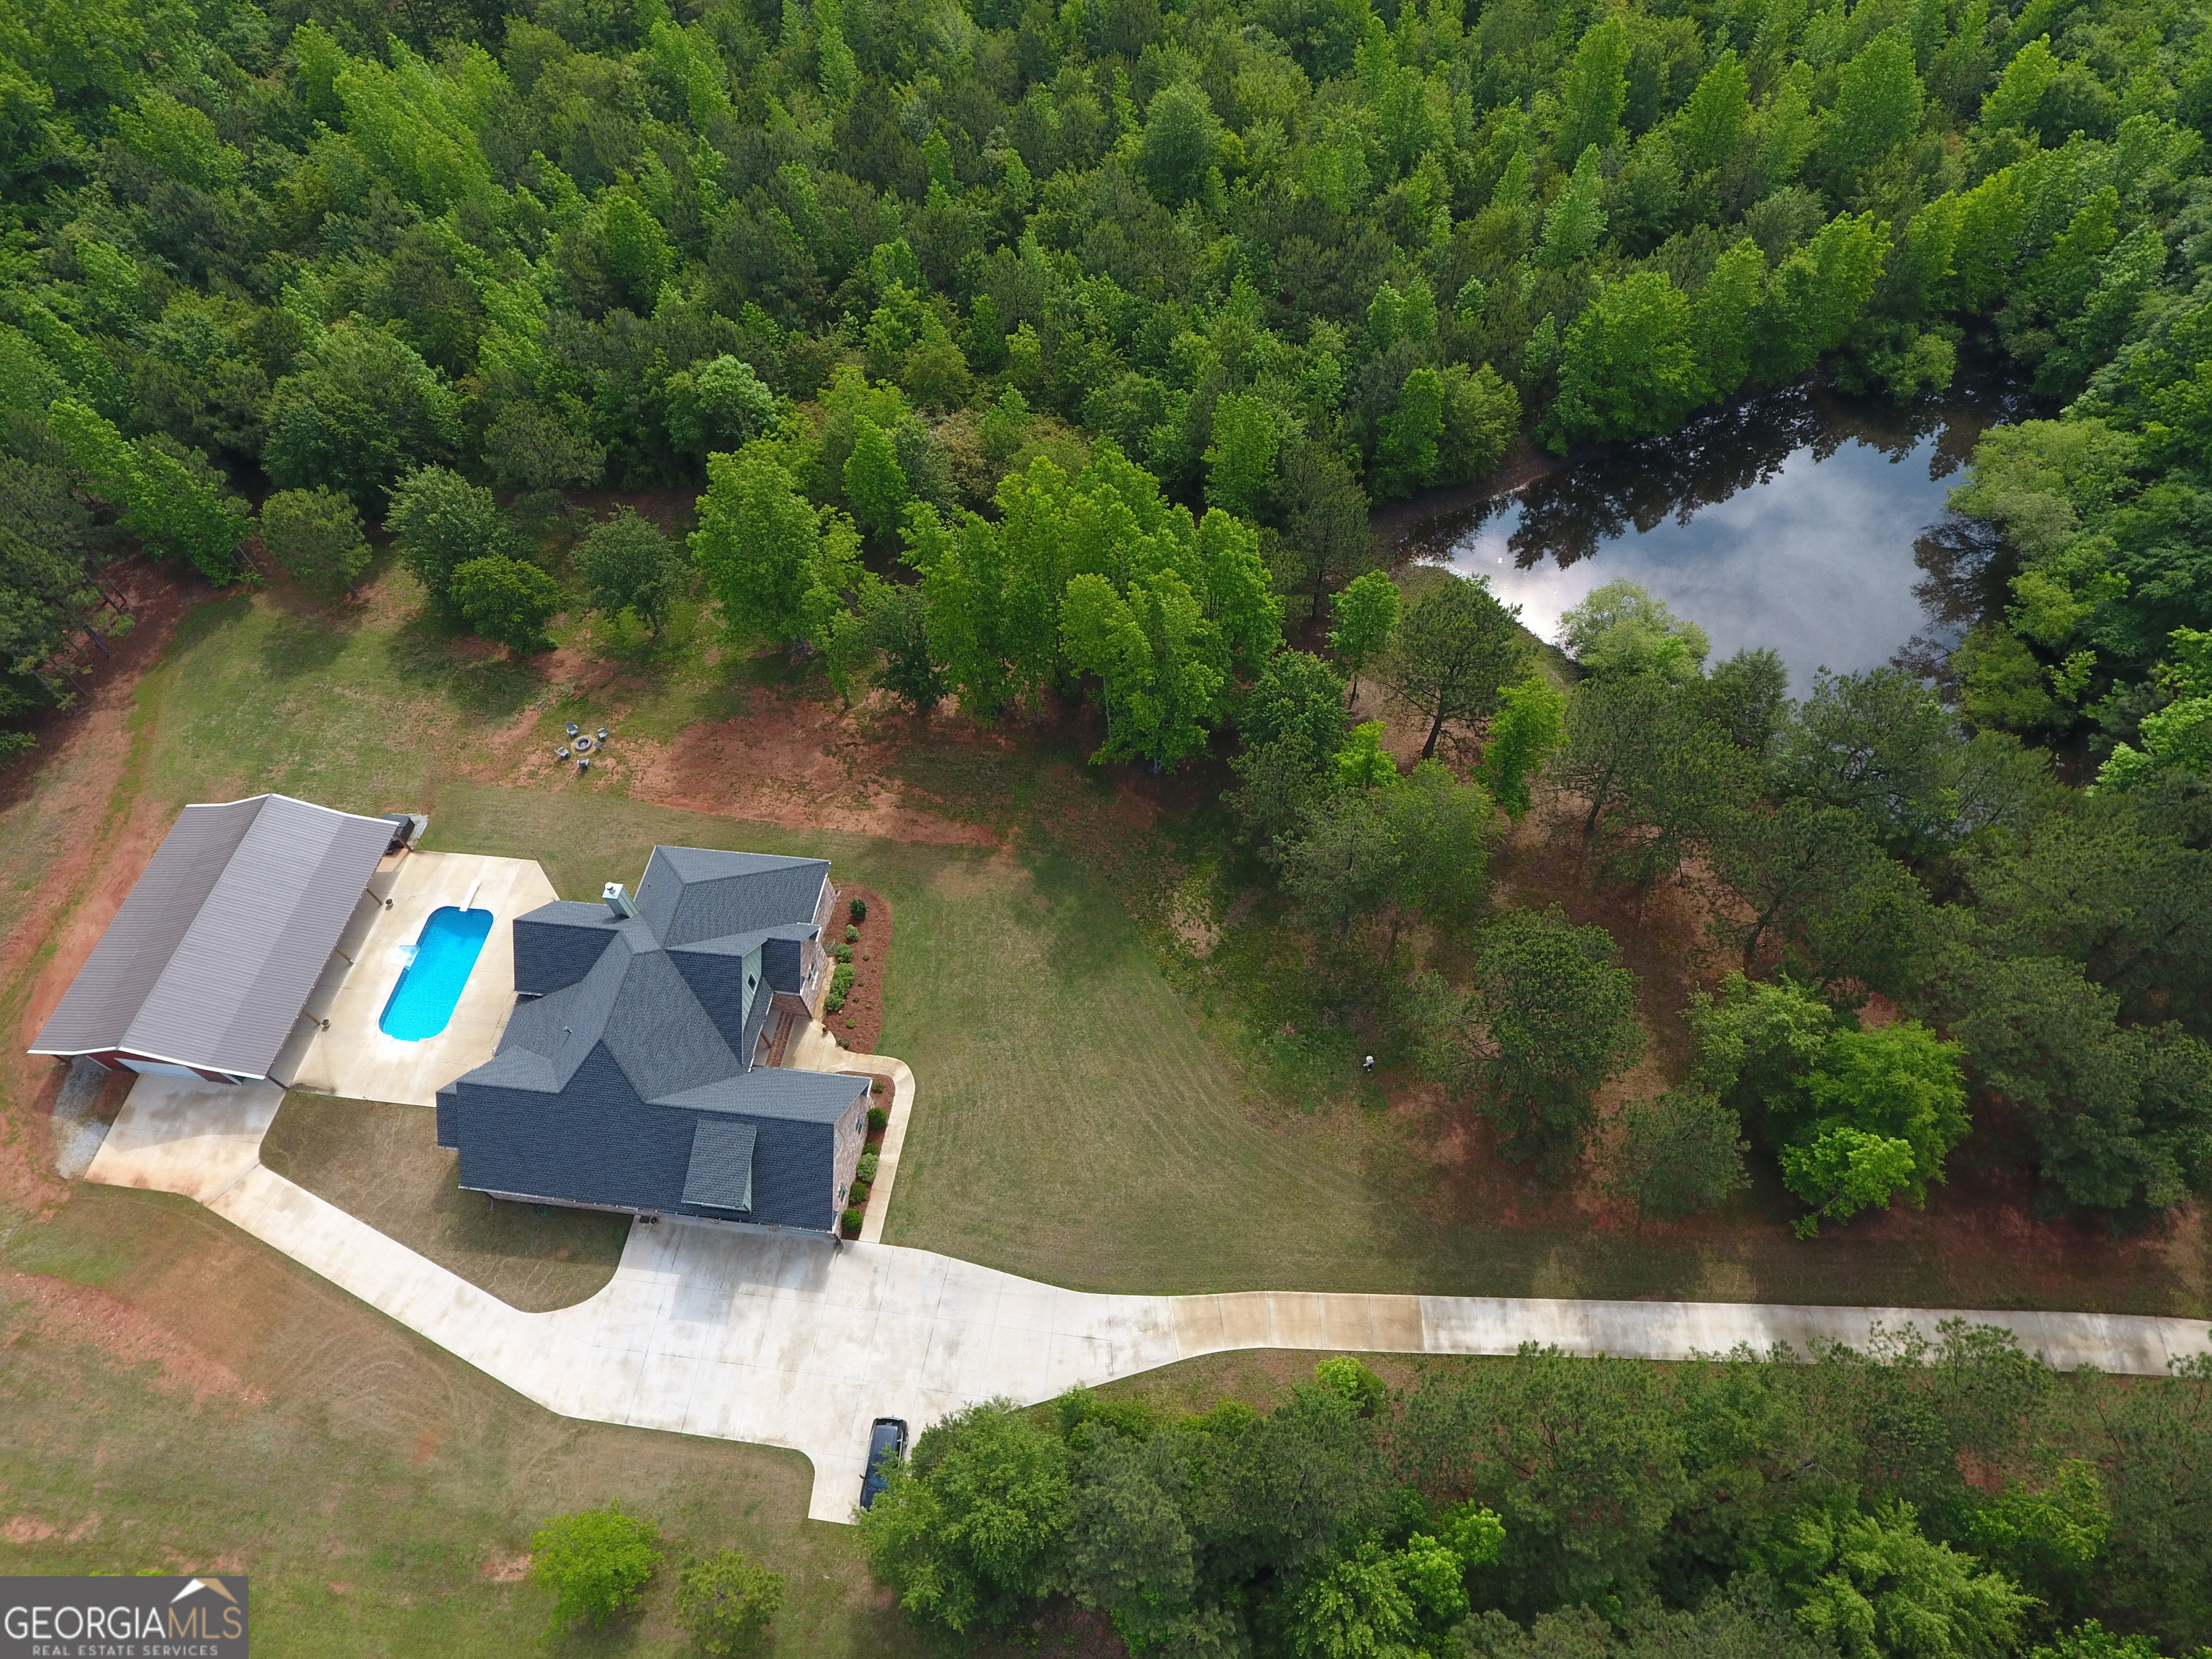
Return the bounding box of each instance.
[86,1076,2212,1524]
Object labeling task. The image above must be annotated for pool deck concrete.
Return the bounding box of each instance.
[278,850,558,1107]
[85,1074,2212,1526]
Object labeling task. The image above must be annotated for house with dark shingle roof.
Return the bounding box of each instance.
[436,846,870,1233]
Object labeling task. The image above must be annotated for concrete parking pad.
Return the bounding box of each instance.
[84,1076,2212,1526]
[279,850,558,1107]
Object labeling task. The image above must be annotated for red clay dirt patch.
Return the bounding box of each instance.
[3,565,199,1042]
[0,562,202,1216]
[0,1267,269,1407]
[547,687,998,848]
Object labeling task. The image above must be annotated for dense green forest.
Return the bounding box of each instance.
[4,0,2210,734]
[862,1339,2212,1657]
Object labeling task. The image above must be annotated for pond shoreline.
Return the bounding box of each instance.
[1362,372,2036,693]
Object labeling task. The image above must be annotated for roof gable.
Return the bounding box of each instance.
[634,846,827,947]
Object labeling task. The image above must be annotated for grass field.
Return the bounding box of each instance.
[0,1185,917,1657]
[261,1093,628,1312]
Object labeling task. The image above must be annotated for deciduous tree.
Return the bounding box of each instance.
[577,508,687,636]
[1771,1022,1969,1233]
[450,554,562,653]
[1479,675,1568,818]
[693,447,826,646]
[1377,575,1531,759]
[258,486,369,596]
[264,323,458,513]
[858,1402,1071,1635]
[529,1503,662,1636]
[675,1551,784,1657]
[1205,392,1282,519]
[1560,581,1709,683]
[1553,274,1701,445]
[1328,570,1398,705]
[386,465,505,607]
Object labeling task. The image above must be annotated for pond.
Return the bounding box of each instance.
[1407,379,2036,695]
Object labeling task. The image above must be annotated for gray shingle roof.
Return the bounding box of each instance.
[635,846,829,947]
[30,795,393,1077]
[442,842,863,1228]
[683,1118,756,1210]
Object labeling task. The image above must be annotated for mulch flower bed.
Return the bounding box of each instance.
[828,882,890,1053]
[837,1080,893,1238]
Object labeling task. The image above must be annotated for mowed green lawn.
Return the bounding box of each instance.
[261,1093,629,1312]
[428,783,2212,1314]
[0,1187,917,1658]
[433,782,1434,1294]
[32,577,2212,1310]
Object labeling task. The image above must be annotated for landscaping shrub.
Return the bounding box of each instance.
[858,1150,879,1184]
[846,924,860,943]
[834,942,854,963]
[868,1105,889,1133]
[841,1206,863,1234]
[1314,1354,1388,1416]
[675,1549,786,1657]
[849,897,868,922]
[827,962,855,1012]
[527,1502,661,1635]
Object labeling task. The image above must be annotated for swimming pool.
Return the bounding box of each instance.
[379,905,494,1040]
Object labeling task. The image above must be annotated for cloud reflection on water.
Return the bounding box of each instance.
[1420,385,2018,697]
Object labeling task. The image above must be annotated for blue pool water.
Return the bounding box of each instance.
[379,906,494,1040]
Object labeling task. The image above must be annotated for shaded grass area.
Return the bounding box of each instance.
[260,1093,628,1313]
[0,1184,914,1659]
[125,563,787,830]
[140,585,511,819]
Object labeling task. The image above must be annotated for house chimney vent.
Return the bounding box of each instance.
[603,882,638,919]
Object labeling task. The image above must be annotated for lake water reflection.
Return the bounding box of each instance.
[1413,384,2028,695]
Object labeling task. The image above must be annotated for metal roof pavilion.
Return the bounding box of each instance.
[28,793,394,1080]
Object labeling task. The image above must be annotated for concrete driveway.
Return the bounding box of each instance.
[85,1075,2212,1525]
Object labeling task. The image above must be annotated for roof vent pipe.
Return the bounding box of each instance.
[603,882,638,920]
